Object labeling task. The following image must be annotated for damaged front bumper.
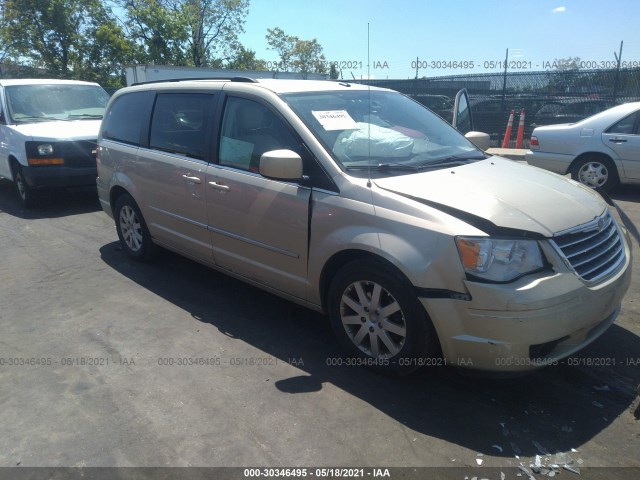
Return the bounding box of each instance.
[419,232,632,372]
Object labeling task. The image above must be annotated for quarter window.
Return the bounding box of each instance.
[102,91,153,146]
[149,93,214,159]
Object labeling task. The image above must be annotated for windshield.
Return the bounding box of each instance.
[5,84,110,124]
[281,89,484,177]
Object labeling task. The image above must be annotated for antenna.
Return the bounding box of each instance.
[367,22,372,188]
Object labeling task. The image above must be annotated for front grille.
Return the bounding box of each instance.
[551,211,625,282]
[60,140,97,168]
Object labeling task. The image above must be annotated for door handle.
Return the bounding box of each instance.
[208,181,230,192]
[182,174,202,183]
[609,138,627,143]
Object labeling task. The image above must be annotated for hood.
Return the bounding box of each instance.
[373,157,605,237]
[11,119,101,140]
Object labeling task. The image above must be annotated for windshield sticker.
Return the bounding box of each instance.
[312,110,359,131]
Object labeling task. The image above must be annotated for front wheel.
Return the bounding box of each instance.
[571,155,619,192]
[327,260,438,376]
[12,164,39,208]
[114,194,157,261]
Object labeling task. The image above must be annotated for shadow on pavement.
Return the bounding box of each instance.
[0,179,101,219]
[611,185,640,203]
[99,242,640,459]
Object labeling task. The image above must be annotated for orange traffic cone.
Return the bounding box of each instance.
[501,110,515,148]
[515,108,525,149]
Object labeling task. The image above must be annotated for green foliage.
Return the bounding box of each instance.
[120,0,189,65]
[266,27,327,77]
[0,0,335,84]
[329,63,339,80]
[183,0,250,67]
[1,0,136,86]
[119,0,249,67]
[225,45,267,71]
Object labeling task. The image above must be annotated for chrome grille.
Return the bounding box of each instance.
[551,212,625,282]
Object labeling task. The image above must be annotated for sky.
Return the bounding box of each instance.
[237,0,640,79]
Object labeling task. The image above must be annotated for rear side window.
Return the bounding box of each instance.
[606,111,639,135]
[102,91,154,146]
[149,93,215,160]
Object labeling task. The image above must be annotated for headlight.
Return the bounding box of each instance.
[25,141,64,165]
[456,237,544,282]
[37,144,54,155]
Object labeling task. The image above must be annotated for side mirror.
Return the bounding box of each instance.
[465,131,490,151]
[259,149,303,180]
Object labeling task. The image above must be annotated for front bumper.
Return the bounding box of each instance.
[22,165,97,188]
[420,235,632,372]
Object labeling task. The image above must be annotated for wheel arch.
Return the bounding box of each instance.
[8,155,21,180]
[109,185,131,216]
[569,151,619,175]
[319,249,415,314]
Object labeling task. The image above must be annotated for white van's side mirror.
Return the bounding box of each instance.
[259,149,303,180]
[465,131,490,151]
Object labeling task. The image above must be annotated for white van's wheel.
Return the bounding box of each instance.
[12,164,38,208]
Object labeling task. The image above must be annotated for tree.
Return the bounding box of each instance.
[265,27,295,72]
[266,27,327,77]
[119,0,249,67]
[1,0,136,85]
[225,45,267,71]
[329,62,339,80]
[119,0,189,65]
[291,38,326,76]
[547,56,587,93]
[181,0,249,67]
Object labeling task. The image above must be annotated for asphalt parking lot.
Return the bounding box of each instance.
[0,176,638,478]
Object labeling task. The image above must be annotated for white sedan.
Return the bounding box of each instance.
[526,101,640,191]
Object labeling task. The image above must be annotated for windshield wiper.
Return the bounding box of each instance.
[417,155,486,167]
[14,116,71,122]
[345,162,420,172]
[67,114,104,119]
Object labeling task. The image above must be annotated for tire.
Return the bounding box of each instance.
[114,193,157,261]
[12,163,39,208]
[571,155,619,192]
[327,259,438,376]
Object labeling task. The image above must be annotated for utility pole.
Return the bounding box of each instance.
[415,56,419,79]
[501,48,509,114]
[613,41,623,102]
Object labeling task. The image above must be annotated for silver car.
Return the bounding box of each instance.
[97,79,632,374]
[526,101,640,192]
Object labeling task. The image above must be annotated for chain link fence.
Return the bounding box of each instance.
[361,68,640,147]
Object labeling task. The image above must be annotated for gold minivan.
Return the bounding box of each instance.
[97,78,632,375]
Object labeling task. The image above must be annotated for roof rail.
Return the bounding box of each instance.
[230,76,259,83]
[131,76,258,87]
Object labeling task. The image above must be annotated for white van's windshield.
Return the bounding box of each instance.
[5,84,110,124]
[281,89,485,176]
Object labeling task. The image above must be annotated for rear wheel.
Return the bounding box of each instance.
[571,155,619,192]
[114,194,157,261]
[328,260,438,376]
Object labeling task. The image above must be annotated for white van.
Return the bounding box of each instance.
[0,79,110,207]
